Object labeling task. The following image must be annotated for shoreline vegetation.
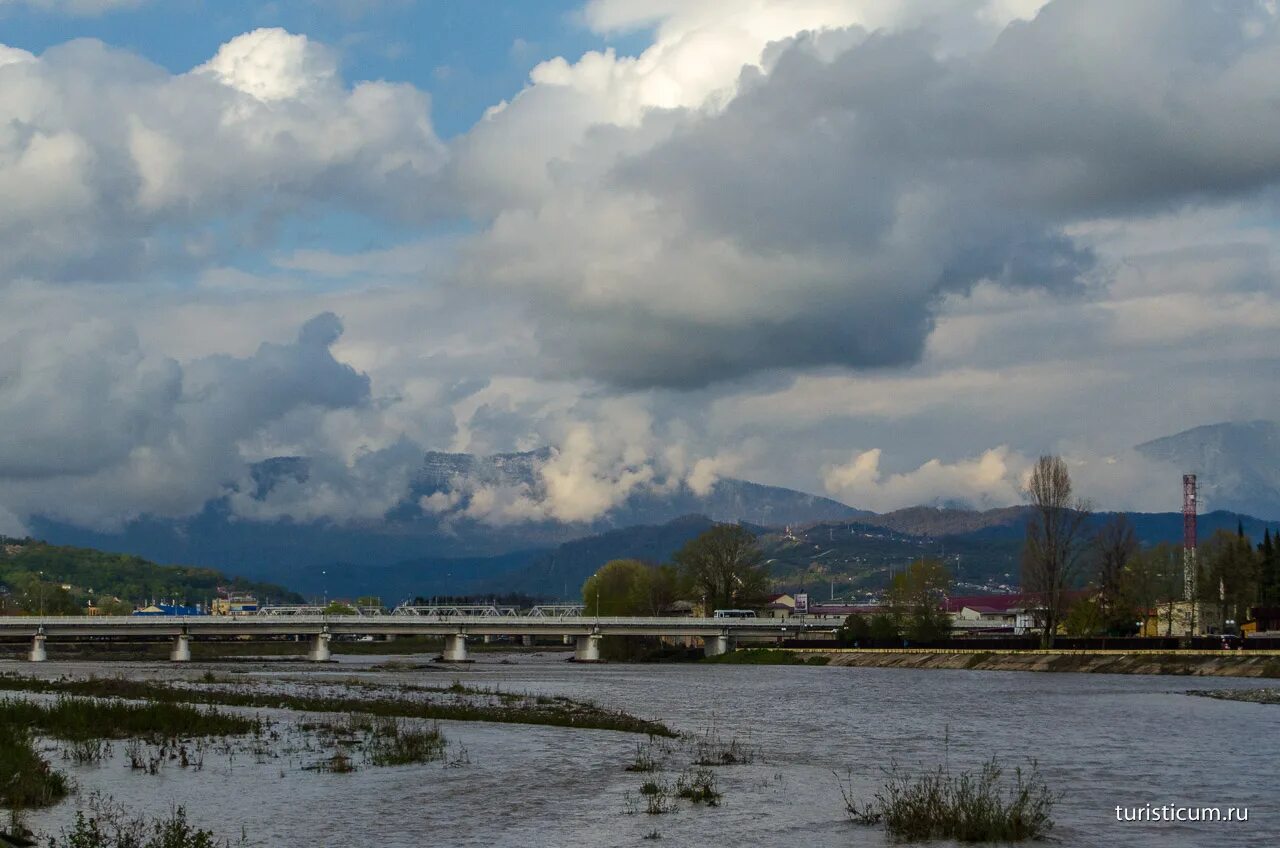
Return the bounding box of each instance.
[0,667,672,843]
[0,672,673,737]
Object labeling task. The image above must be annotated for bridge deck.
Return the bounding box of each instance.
[0,615,836,639]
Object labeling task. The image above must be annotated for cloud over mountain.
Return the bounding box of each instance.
[0,1,1278,535]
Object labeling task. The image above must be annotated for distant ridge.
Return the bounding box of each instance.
[1136,420,1280,520]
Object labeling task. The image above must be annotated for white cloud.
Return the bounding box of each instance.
[0,2,1279,532]
[448,0,1280,388]
[823,447,1030,512]
[0,28,444,281]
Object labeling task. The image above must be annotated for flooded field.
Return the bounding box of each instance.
[8,652,1279,847]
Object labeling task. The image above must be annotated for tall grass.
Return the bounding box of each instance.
[47,793,232,848]
[0,723,69,809]
[366,718,446,766]
[842,757,1056,842]
[0,696,259,743]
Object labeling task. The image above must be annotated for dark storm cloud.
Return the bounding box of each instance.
[465,0,1280,388]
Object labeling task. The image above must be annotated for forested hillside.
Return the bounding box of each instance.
[0,537,301,614]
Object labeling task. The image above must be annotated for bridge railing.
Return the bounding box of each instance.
[390,604,521,617]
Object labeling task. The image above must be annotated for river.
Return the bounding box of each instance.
[12,652,1279,847]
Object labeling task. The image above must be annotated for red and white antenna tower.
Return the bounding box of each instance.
[1182,474,1197,605]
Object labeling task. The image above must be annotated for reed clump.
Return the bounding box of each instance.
[48,793,231,847]
[842,757,1056,842]
[366,718,446,766]
[674,767,721,806]
[0,723,69,809]
[690,730,754,766]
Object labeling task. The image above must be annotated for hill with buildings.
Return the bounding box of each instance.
[0,537,300,614]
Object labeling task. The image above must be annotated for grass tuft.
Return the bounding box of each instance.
[843,757,1056,842]
[0,723,69,810]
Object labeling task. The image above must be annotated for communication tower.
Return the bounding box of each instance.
[1183,474,1198,633]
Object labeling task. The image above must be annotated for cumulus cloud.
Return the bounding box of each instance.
[823,447,1030,512]
[0,28,443,281]
[822,445,1191,514]
[2,2,1280,532]
[411,397,750,526]
[0,312,373,528]
[450,0,1280,387]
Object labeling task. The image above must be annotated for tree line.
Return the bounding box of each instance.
[581,524,772,616]
[1021,455,1280,646]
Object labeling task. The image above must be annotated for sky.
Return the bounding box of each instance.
[1,0,1278,535]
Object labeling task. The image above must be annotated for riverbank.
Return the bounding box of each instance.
[787,648,1280,678]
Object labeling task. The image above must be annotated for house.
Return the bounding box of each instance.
[211,594,259,616]
[1141,601,1221,637]
[945,593,1045,635]
[801,603,881,621]
[762,593,796,619]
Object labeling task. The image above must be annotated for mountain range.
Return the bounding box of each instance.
[32,448,860,599]
[1135,420,1280,520]
[26,422,1280,600]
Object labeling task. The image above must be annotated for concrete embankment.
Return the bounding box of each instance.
[791,648,1280,678]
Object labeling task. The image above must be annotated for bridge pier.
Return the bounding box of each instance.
[482,634,495,644]
[521,635,535,647]
[308,632,332,662]
[29,633,47,663]
[574,634,601,662]
[563,635,573,645]
[703,634,735,658]
[170,634,192,662]
[442,634,469,662]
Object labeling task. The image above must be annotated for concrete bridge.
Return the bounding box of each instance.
[0,615,836,663]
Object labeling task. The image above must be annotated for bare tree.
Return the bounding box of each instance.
[1093,513,1138,632]
[1021,455,1092,647]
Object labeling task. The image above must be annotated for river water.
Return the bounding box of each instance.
[11,652,1279,847]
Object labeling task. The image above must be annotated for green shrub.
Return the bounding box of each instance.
[675,767,721,806]
[845,757,1055,842]
[48,795,228,847]
[0,723,69,809]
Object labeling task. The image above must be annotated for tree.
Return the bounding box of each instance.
[886,558,951,643]
[581,559,682,660]
[1062,598,1104,637]
[673,525,770,613]
[838,613,870,643]
[868,612,901,642]
[582,560,652,616]
[1200,529,1258,633]
[1093,514,1139,634]
[1021,455,1092,647]
[1259,529,1280,609]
